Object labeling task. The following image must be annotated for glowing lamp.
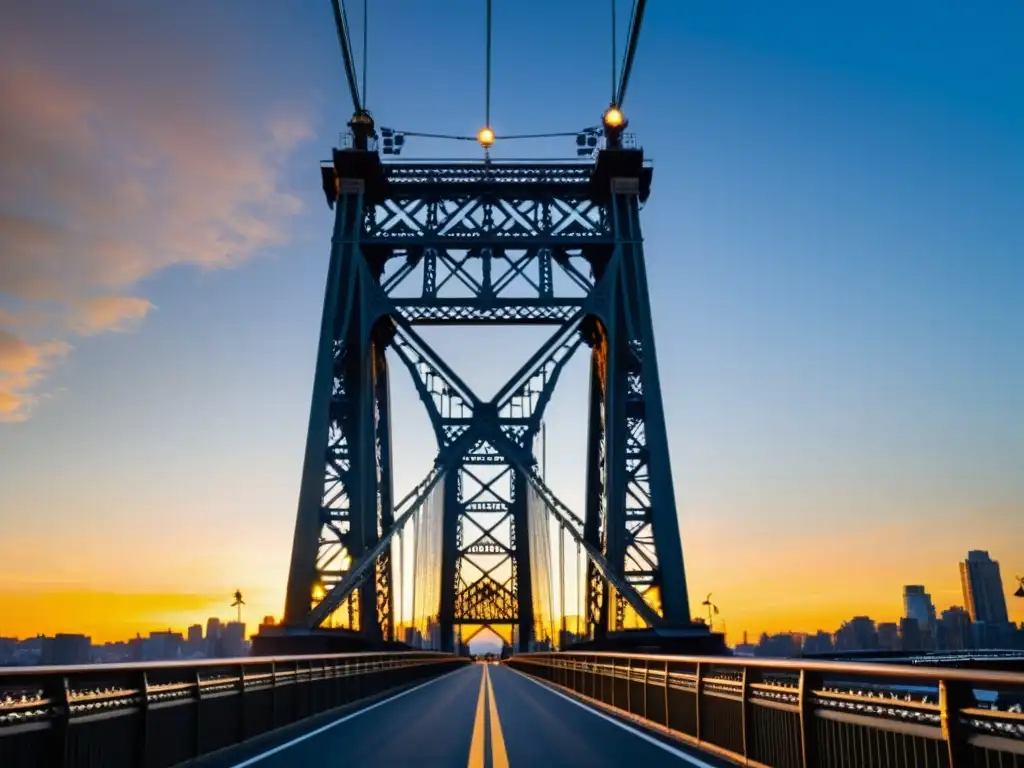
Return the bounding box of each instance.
[477,126,495,147]
[603,107,625,129]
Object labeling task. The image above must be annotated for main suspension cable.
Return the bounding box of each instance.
[615,0,647,108]
[330,0,363,113]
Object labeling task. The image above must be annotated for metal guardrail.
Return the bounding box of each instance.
[506,651,1024,768]
[0,651,467,768]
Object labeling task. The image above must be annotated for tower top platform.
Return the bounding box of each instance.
[320,154,653,207]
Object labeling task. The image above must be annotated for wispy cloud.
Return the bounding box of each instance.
[69,297,155,337]
[0,5,313,420]
[0,331,70,421]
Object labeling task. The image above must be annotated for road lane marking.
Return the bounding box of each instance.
[467,665,488,768]
[484,665,509,768]
[229,666,467,767]
[505,666,721,768]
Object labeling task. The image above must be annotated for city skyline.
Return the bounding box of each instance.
[1,2,1022,646]
[2,549,1020,647]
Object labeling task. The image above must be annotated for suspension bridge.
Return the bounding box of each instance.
[2,1,1023,766]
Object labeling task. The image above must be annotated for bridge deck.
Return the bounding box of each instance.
[203,663,727,768]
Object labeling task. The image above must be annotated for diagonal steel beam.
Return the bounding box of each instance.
[493,312,584,409]
[482,428,662,627]
[391,317,481,409]
[304,432,472,628]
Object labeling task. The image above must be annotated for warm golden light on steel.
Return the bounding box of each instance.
[477,126,495,147]
[311,583,326,601]
[603,106,625,128]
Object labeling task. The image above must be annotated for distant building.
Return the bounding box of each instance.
[937,607,972,651]
[899,617,924,652]
[755,633,800,658]
[903,586,937,628]
[802,631,834,656]
[143,631,184,661]
[95,641,131,664]
[221,621,246,657]
[903,586,937,649]
[183,624,205,658]
[14,636,44,665]
[835,617,877,652]
[971,620,1017,650]
[960,551,1010,625]
[40,634,92,666]
[128,635,146,661]
[877,622,899,651]
[206,618,223,656]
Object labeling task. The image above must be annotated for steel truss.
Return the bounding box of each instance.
[285,153,694,649]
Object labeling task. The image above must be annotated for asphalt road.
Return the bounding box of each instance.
[215,663,731,767]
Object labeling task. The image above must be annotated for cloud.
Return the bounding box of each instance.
[0,5,312,419]
[0,330,71,421]
[70,297,155,337]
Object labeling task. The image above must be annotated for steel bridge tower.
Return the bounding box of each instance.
[273,120,712,654]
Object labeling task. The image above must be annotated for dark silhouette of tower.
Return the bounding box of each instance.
[275,121,709,654]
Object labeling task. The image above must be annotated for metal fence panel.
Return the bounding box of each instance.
[0,652,467,767]
[506,652,1024,768]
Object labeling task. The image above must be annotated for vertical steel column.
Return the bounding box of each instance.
[350,277,381,641]
[609,189,691,623]
[601,250,629,630]
[283,162,394,639]
[438,471,461,652]
[283,191,363,624]
[583,351,609,638]
[512,470,535,651]
[373,345,395,641]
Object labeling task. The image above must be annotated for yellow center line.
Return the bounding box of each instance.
[485,664,509,768]
[468,665,488,768]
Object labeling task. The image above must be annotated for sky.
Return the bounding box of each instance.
[0,1,1022,646]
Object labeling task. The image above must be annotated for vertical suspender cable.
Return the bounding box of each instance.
[576,540,582,640]
[559,524,566,648]
[398,530,404,635]
[411,508,419,639]
[611,0,617,103]
[362,0,368,106]
[485,0,493,127]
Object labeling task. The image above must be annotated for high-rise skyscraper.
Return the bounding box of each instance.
[960,550,1010,624]
[903,585,937,629]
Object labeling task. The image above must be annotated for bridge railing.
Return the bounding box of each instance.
[506,651,1024,767]
[0,651,467,768]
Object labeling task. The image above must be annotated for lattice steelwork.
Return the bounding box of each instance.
[283,147,696,650]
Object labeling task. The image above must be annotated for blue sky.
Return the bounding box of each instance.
[0,1,1021,640]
